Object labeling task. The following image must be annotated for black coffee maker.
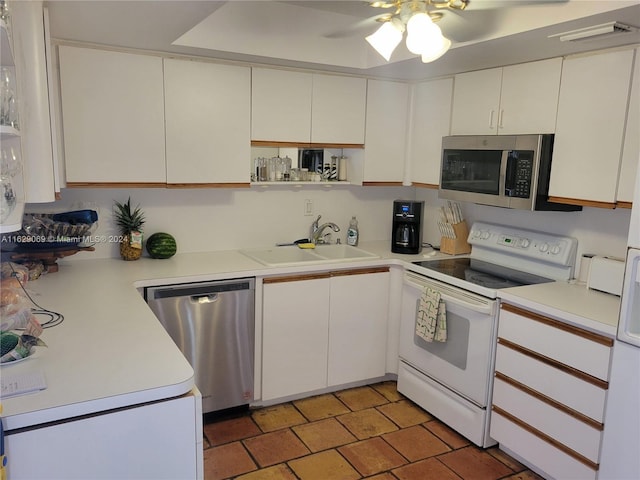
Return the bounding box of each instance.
[392,200,424,254]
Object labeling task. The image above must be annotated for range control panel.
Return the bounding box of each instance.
[468,222,578,267]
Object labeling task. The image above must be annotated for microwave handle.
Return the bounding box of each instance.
[499,150,509,196]
[504,153,518,195]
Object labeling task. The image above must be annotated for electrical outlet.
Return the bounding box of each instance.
[304,199,314,216]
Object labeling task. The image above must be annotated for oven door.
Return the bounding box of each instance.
[399,272,498,407]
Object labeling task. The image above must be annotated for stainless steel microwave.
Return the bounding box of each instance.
[439,134,581,211]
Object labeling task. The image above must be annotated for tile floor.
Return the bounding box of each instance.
[203,382,543,480]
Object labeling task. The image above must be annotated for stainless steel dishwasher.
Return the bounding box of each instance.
[145,278,255,414]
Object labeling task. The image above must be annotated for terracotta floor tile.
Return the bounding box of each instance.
[288,450,361,480]
[383,425,451,461]
[335,385,389,411]
[204,416,262,446]
[503,471,546,480]
[235,463,298,480]
[377,399,433,428]
[243,429,310,467]
[438,446,514,480]
[293,393,351,421]
[339,437,408,476]
[392,457,461,480]
[292,417,357,452]
[372,381,405,402]
[487,446,527,472]
[366,474,398,480]
[251,403,308,432]
[423,419,472,449]
[204,441,257,480]
[338,408,399,439]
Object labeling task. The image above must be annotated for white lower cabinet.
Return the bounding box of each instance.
[491,303,614,480]
[261,267,390,402]
[5,390,203,480]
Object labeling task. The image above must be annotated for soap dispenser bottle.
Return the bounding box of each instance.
[347,216,359,246]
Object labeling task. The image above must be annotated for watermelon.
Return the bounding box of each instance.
[146,233,177,259]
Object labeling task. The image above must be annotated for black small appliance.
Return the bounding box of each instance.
[392,200,424,254]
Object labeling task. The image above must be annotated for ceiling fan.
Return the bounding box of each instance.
[325,0,568,63]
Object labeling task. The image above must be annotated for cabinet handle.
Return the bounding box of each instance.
[498,109,504,129]
[489,110,495,129]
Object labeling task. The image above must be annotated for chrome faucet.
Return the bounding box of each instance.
[312,221,341,244]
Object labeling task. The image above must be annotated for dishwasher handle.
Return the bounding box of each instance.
[148,278,254,300]
[191,293,218,304]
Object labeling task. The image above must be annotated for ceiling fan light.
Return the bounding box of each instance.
[366,21,403,61]
[421,35,451,63]
[406,12,433,34]
[406,20,443,55]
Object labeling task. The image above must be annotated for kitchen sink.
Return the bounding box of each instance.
[240,244,379,266]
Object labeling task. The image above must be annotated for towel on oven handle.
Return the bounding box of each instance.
[416,286,447,343]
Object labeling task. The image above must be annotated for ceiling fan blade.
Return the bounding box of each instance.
[323,14,388,39]
[465,0,568,10]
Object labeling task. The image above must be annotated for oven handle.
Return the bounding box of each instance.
[404,273,496,316]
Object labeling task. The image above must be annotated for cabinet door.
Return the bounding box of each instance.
[58,46,165,184]
[5,393,200,479]
[262,275,330,401]
[164,59,250,185]
[498,58,562,135]
[251,68,312,143]
[363,80,409,183]
[409,77,453,186]
[617,48,640,205]
[549,49,634,206]
[328,269,390,386]
[451,68,502,135]
[311,74,366,145]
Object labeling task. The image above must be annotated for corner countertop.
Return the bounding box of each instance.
[498,281,621,337]
[1,242,430,431]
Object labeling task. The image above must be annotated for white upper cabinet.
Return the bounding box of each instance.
[164,58,251,185]
[617,48,639,205]
[363,79,409,183]
[251,68,366,145]
[311,74,366,145]
[251,68,312,144]
[549,49,634,207]
[451,58,562,135]
[59,46,166,184]
[408,77,453,186]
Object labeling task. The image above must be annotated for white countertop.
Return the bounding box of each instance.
[1,241,620,430]
[498,281,621,337]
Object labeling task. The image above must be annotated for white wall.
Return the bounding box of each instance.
[35,186,631,276]
[416,189,632,277]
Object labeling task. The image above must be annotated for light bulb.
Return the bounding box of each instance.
[366,21,403,61]
[421,36,451,63]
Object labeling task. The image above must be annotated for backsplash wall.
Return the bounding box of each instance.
[37,187,631,272]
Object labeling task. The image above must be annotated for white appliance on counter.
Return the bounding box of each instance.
[399,222,577,447]
[599,161,640,479]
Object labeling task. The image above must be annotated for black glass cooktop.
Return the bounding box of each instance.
[412,258,554,290]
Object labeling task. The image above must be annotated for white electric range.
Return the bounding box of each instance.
[399,222,578,447]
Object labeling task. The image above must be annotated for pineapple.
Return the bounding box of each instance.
[113,197,145,261]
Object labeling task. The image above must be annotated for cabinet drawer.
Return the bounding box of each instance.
[499,305,612,381]
[491,410,597,480]
[495,343,606,421]
[493,377,602,462]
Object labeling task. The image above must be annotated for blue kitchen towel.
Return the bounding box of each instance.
[416,286,447,343]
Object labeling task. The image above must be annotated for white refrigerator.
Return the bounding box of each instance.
[599,159,640,479]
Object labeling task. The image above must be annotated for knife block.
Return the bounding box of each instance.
[440,221,471,255]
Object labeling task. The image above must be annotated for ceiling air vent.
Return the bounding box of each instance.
[548,22,637,42]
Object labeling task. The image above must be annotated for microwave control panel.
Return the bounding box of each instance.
[505,151,533,198]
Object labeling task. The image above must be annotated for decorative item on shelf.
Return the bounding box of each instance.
[113,197,145,261]
[365,0,464,63]
[438,201,471,255]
